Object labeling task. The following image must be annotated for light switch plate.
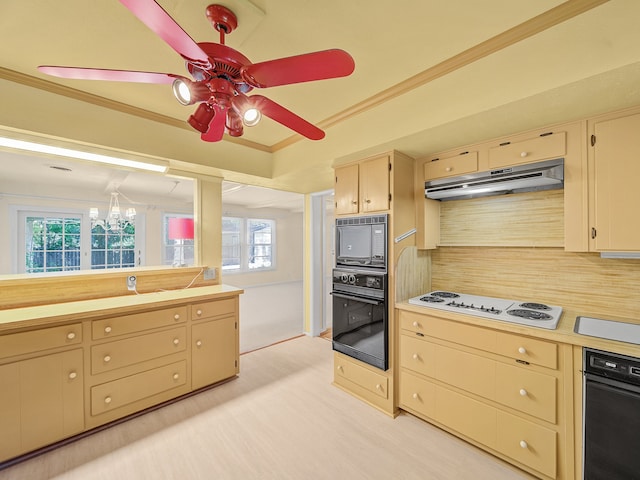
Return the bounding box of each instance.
[127,275,137,291]
[203,268,216,280]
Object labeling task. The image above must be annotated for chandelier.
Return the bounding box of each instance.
[90,192,136,231]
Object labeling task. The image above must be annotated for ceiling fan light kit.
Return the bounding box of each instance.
[38,0,355,143]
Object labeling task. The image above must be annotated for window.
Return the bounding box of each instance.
[19,210,141,273]
[24,215,81,273]
[222,217,275,272]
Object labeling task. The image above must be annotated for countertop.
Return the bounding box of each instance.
[397,301,640,358]
[0,284,244,333]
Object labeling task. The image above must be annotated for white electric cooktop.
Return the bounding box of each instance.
[408,291,563,330]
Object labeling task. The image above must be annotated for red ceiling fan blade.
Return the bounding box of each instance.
[241,49,355,88]
[38,66,178,84]
[249,95,325,140]
[118,0,211,69]
[200,104,227,142]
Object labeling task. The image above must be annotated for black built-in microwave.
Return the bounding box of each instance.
[335,214,387,270]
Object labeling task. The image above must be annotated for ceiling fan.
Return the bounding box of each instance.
[38,0,355,142]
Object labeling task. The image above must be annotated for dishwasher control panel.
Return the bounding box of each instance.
[586,348,640,387]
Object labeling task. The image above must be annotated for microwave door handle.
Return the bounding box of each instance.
[330,292,382,305]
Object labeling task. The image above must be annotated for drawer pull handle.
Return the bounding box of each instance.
[196,309,203,316]
[412,321,419,328]
[337,365,344,371]
[375,384,382,391]
[520,152,528,158]
[518,347,527,355]
[412,393,419,400]
[519,440,528,449]
[68,371,77,380]
[196,340,203,347]
[67,332,76,340]
[104,326,112,334]
[173,338,180,346]
[519,389,528,397]
[365,199,371,204]
[445,166,452,172]
[412,353,419,360]
[174,314,180,320]
[104,396,112,405]
[173,373,180,381]
[104,355,111,363]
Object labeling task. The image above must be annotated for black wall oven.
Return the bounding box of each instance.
[331,269,388,370]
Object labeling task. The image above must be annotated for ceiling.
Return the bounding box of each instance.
[1,0,640,196]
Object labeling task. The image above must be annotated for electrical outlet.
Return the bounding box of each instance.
[127,275,137,291]
[203,268,216,280]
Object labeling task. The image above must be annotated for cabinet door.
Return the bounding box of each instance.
[0,349,84,461]
[335,164,359,215]
[592,113,640,250]
[192,317,238,389]
[360,155,390,212]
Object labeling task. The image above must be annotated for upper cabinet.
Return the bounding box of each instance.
[335,154,390,215]
[588,109,640,251]
[488,131,566,169]
[424,151,478,181]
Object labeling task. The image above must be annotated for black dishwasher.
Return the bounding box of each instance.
[583,348,640,480]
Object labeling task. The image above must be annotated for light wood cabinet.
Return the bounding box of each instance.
[488,132,566,169]
[333,352,389,410]
[334,154,390,215]
[398,309,570,479]
[424,151,478,180]
[192,317,238,390]
[588,110,640,251]
[0,349,84,462]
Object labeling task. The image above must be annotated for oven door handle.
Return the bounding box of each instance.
[331,292,383,306]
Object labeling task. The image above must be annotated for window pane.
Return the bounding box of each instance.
[164,215,195,266]
[25,216,81,273]
[222,217,242,271]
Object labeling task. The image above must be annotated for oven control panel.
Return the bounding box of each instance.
[333,269,385,291]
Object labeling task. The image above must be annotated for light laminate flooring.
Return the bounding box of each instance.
[0,336,533,480]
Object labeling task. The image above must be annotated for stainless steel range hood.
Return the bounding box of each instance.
[424,158,564,201]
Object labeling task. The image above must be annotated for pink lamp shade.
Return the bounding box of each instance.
[168,217,194,240]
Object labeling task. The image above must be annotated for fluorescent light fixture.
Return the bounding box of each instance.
[0,136,168,173]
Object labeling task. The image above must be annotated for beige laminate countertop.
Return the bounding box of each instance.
[397,301,640,358]
[0,284,244,333]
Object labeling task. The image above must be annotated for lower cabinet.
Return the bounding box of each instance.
[0,291,241,464]
[398,310,570,480]
[0,349,84,462]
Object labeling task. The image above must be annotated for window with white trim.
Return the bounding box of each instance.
[222,217,274,272]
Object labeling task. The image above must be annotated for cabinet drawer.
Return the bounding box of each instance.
[399,334,436,378]
[191,298,236,321]
[424,152,478,180]
[92,306,187,340]
[400,311,496,353]
[91,360,187,416]
[495,331,557,369]
[495,363,557,423]
[334,354,388,399]
[0,324,82,360]
[435,386,497,449]
[399,370,436,418]
[497,410,557,478]
[435,344,495,400]
[91,327,186,374]
[489,132,565,168]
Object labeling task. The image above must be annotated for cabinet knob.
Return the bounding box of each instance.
[412,393,419,400]
[375,384,382,391]
[174,314,180,321]
[173,338,180,346]
[196,340,203,347]
[351,200,357,205]
[196,309,203,316]
[520,151,528,158]
[104,355,111,363]
[519,440,528,449]
[66,332,76,340]
[68,371,77,380]
[518,347,527,354]
[104,396,112,405]
[445,166,452,172]
[412,321,419,328]
[337,365,343,371]
[412,353,419,360]
[104,326,112,334]
[173,373,180,381]
[519,388,528,397]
